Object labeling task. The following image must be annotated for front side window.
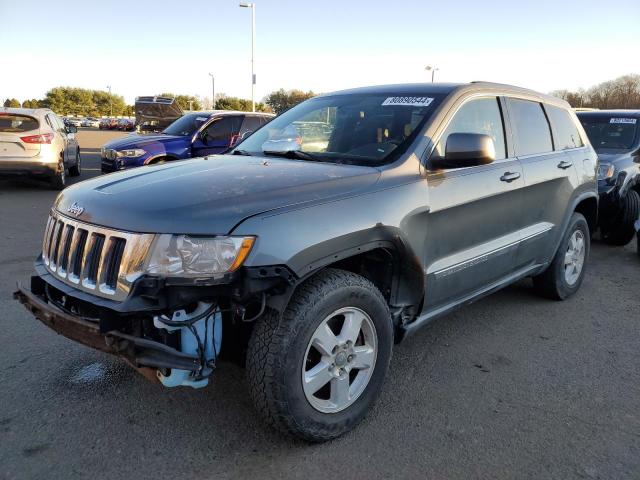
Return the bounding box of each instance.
[203,116,242,143]
[235,92,445,165]
[507,98,553,156]
[579,115,638,151]
[546,105,584,150]
[434,97,506,160]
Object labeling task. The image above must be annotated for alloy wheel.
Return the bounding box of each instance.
[564,230,585,285]
[302,307,378,413]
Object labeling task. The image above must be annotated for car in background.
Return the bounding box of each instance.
[66,117,84,128]
[99,118,111,130]
[0,107,81,189]
[101,110,273,172]
[82,117,101,128]
[117,118,135,131]
[577,110,640,245]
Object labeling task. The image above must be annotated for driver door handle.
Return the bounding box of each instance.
[557,160,573,169]
[500,171,521,183]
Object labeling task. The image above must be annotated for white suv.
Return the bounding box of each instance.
[0,108,81,189]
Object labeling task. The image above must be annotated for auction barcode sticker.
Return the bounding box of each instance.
[382,97,434,107]
[610,118,637,124]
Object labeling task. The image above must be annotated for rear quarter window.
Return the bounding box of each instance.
[507,98,553,156]
[0,114,39,133]
[546,105,584,150]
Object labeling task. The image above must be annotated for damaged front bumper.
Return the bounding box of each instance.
[13,275,221,388]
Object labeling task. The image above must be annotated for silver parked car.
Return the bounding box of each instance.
[0,108,81,189]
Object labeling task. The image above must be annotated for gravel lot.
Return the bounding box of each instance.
[0,130,639,480]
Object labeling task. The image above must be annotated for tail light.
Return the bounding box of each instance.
[21,133,54,144]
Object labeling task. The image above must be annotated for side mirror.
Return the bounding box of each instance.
[431,133,495,169]
[66,125,78,134]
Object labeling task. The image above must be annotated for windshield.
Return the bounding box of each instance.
[579,115,638,151]
[162,113,210,136]
[234,92,444,165]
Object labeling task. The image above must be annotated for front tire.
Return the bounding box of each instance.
[533,212,590,300]
[601,189,640,246]
[246,269,393,442]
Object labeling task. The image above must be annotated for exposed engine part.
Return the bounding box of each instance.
[153,302,222,388]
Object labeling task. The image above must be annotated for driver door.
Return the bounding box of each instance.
[423,96,526,312]
[192,116,242,156]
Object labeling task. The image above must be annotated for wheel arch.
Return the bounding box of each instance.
[267,226,425,323]
[144,154,180,165]
[573,194,598,235]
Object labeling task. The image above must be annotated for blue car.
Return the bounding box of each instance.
[101,111,273,172]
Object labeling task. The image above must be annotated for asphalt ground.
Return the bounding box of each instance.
[0,129,639,479]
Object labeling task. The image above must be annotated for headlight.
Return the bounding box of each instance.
[117,148,146,158]
[146,235,255,277]
[597,163,615,180]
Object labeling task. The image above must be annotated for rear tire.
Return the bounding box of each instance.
[68,149,81,177]
[533,212,589,300]
[601,189,640,246]
[246,268,393,442]
[50,158,66,190]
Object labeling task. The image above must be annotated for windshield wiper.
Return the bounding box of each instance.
[263,150,327,162]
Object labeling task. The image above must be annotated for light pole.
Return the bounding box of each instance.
[107,85,113,116]
[425,65,439,82]
[208,73,215,109]
[239,2,256,112]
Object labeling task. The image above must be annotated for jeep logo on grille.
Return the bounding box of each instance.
[67,202,84,216]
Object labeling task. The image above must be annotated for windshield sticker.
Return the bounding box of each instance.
[382,96,434,107]
[610,118,637,124]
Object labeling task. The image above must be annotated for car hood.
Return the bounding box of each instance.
[103,134,184,150]
[594,151,633,164]
[54,155,381,234]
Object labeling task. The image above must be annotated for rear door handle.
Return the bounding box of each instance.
[557,160,573,169]
[500,171,521,183]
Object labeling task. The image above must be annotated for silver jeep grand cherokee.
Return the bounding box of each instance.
[15,82,597,441]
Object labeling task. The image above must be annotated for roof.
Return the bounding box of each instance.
[575,109,640,117]
[0,107,52,116]
[320,82,564,105]
[321,83,463,96]
[182,110,274,117]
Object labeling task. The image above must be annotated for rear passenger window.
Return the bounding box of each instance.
[240,116,262,135]
[507,98,553,156]
[546,105,584,150]
[436,97,506,160]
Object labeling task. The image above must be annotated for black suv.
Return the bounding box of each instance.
[577,110,640,245]
[15,82,598,441]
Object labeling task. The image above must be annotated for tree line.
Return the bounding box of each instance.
[551,74,640,109]
[2,87,316,116]
[5,76,639,117]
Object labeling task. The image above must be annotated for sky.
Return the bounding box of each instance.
[1,0,639,104]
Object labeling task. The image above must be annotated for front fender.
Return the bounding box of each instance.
[233,179,431,311]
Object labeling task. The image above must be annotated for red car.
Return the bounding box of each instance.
[117,118,135,131]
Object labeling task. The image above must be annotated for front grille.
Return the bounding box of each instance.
[42,211,155,301]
